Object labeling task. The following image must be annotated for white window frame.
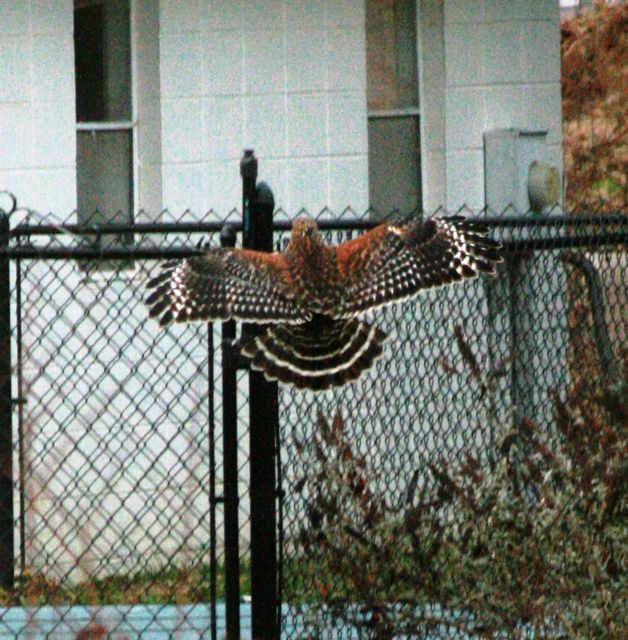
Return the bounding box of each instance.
[367,107,421,120]
[76,121,136,132]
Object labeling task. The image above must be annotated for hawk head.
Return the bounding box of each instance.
[288,217,323,245]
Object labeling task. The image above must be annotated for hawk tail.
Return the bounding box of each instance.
[238,316,388,391]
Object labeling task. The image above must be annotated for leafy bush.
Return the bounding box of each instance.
[294,347,627,638]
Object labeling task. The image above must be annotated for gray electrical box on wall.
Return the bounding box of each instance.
[484,128,559,214]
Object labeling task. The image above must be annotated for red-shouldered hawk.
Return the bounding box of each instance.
[146,216,502,390]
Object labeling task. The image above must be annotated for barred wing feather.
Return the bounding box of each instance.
[332,216,502,317]
[145,248,310,326]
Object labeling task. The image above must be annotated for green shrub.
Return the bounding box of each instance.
[293,381,626,638]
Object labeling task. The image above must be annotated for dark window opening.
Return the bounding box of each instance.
[75,4,105,122]
[74,0,134,268]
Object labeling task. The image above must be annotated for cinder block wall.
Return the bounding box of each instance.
[0,0,77,214]
[158,0,370,214]
[420,0,562,211]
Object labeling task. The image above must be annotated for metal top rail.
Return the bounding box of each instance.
[0,232,626,262]
[4,213,627,238]
[0,241,626,262]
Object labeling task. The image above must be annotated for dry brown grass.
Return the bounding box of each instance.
[561,1,628,210]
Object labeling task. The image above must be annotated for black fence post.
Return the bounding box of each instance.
[220,222,241,640]
[207,319,218,640]
[241,149,258,251]
[241,151,280,639]
[0,209,14,591]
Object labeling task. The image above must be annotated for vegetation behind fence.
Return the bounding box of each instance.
[561,2,628,210]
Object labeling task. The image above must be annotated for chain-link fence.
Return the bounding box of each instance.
[0,200,626,638]
[277,211,627,638]
[0,205,245,639]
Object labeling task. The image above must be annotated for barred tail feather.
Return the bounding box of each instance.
[239,316,388,390]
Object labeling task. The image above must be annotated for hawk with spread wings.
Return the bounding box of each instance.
[146,216,502,390]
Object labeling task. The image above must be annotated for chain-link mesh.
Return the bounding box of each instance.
[1,207,250,638]
[0,206,626,638]
[277,210,627,639]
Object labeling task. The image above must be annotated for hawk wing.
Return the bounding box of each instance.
[145,248,310,326]
[332,216,502,318]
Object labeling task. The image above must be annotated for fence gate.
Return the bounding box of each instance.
[0,154,285,639]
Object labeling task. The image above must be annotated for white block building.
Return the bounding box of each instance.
[0,0,564,580]
[0,0,562,218]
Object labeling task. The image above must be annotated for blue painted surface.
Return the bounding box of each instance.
[0,603,245,639]
[0,603,538,638]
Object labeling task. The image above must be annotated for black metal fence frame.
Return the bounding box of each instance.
[0,158,626,639]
